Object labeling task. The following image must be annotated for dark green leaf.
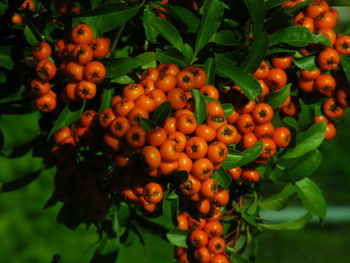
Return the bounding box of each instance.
[139,118,157,132]
[57,204,83,230]
[152,101,171,125]
[222,103,234,117]
[182,43,194,64]
[340,55,350,83]
[295,178,327,221]
[293,55,318,70]
[214,30,241,46]
[203,57,216,85]
[166,230,189,248]
[264,7,293,34]
[265,0,288,9]
[267,47,296,56]
[282,121,326,159]
[98,88,114,113]
[243,0,266,35]
[0,46,14,70]
[241,32,269,74]
[24,25,41,46]
[259,184,296,211]
[72,3,142,33]
[48,101,86,139]
[212,167,232,189]
[134,52,156,68]
[264,84,291,109]
[143,5,158,43]
[155,47,187,67]
[215,53,262,100]
[151,18,183,52]
[194,0,224,56]
[0,111,41,152]
[90,0,101,9]
[298,98,314,130]
[286,0,312,15]
[269,26,331,47]
[222,141,263,169]
[44,21,61,43]
[282,116,299,132]
[168,5,200,33]
[104,57,139,79]
[231,253,254,263]
[190,89,207,125]
[259,213,312,230]
[280,150,322,182]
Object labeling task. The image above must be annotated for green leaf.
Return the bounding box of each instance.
[166,230,189,248]
[24,25,41,47]
[151,101,171,125]
[241,32,269,74]
[0,111,41,153]
[139,117,157,132]
[215,53,262,100]
[190,89,207,125]
[0,46,14,70]
[150,18,183,52]
[203,57,216,85]
[282,116,299,132]
[155,47,187,68]
[222,103,234,117]
[263,7,293,34]
[222,141,263,169]
[243,0,266,35]
[286,0,313,15]
[57,204,83,230]
[340,55,350,83]
[280,150,322,182]
[134,52,156,68]
[98,88,114,113]
[168,5,200,33]
[214,30,241,46]
[194,0,224,56]
[103,57,139,79]
[282,121,326,159]
[259,184,296,211]
[265,0,288,9]
[212,167,232,189]
[44,21,61,43]
[116,230,144,263]
[259,213,312,230]
[90,0,101,9]
[293,55,318,70]
[295,178,327,221]
[267,47,296,56]
[264,84,291,109]
[269,26,331,47]
[143,5,159,43]
[48,101,86,139]
[231,253,254,263]
[298,98,314,130]
[72,2,142,33]
[182,43,194,64]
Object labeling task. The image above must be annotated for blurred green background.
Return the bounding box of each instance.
[1,113,349,263]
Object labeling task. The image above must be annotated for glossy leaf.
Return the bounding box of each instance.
[264,84,291,109]
[222,141,263,169]
[72,3,142,33]
[194,0,224,56]
[298,98,314,130]
[212,167,232,189]
[151,101,171,125]
[259,213,312,230]
[139,117,157,132]
[98,88,114,113]
[214,30,241,46]
[168,5,200,33]
[155,47,187,68]
[283,116,299,132]
[190,89,207,125]
[166,230,189,248]
[243,0,266,35]
[286,0,313,15]
[151,18,183,52]
[281,150,322,182]
[104,57,139,79]
[182,43,194,64]
[295,178,327,221]
[0,46,14,70]
[24,25,40,46]
[134,52,156,68]
[143,5,158,43]
[222,103,234,117]
[269,26,331,47]
[282,121,326,159]
[267,47,296,56]
[259,184,296,211]
[241,32,269,74]
[265,0,288,9]
[215,53,262,100]
[48,101,86,139]
[293,55,318,70]
[340,55,350,83]
[203,57,216,85]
